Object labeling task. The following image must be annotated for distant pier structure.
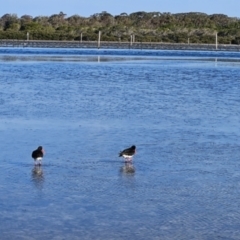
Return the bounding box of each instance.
[0,39,239,51]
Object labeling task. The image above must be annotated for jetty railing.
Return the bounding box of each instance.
[0,39,239,51]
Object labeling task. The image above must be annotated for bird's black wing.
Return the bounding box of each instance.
[119,147,131,157]
[32,150,43,159]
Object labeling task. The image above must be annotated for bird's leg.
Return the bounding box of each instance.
[125,157,132,162]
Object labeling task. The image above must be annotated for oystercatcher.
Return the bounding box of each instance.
[32,146,45,165]
[119,145,136,161]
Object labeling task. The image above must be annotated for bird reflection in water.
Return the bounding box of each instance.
[31,165,44,190]
[120,161,135,175]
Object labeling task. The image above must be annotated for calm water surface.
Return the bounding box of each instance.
[0,48,240,239]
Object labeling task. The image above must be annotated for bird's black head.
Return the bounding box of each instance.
[131,145,136,149]
[37,146,43,150]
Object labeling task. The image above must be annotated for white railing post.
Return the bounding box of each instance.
[98,31,101,48]
[215,32,218,50]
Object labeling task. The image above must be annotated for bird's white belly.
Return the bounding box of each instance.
[34,158,42,165]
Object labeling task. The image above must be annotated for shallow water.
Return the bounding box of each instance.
[0,48,240,239]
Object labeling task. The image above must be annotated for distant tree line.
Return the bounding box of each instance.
[1,11,240,44]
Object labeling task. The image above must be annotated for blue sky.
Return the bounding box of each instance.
[1,0,239,18]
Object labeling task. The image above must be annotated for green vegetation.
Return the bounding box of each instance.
[1,11,240,44]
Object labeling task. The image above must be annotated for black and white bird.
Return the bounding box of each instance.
[119,145,136,161]
[32,146,45,165]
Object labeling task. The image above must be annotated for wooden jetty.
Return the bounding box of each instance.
[0,39,240,51]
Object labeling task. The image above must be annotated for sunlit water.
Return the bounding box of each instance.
[0,48,240,240]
